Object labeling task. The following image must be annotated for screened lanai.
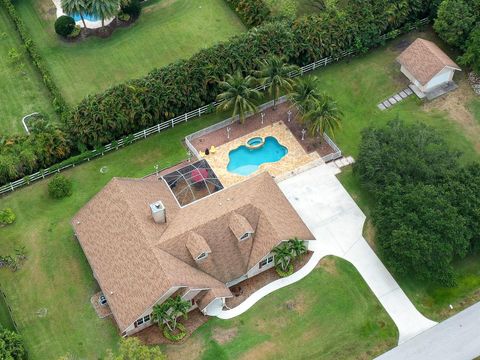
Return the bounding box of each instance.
[162,159,224,207]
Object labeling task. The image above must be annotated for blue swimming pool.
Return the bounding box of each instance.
[71,13,101,22]
[227,136,288,176]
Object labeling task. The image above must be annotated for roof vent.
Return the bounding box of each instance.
[149,201,166,224]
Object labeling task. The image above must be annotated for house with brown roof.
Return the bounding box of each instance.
[397,38,461,98]
[72,171,314,336]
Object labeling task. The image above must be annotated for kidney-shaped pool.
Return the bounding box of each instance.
[227,136,288,176]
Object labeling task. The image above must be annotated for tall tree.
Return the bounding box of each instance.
[90,0,118,28]
[434,0,476,49]
[254,55,298,109]
[300,95,342,139]
[152,296,190,333]
[289,76,322,114]
[61,0,88,28]
[216,72,261,124]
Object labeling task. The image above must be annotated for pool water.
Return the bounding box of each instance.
[227,136,288,176]
[71,13,101,22]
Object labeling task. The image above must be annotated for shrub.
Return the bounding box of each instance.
[68,25,81,38]
[0,208,16,225]
[48,174,73,199]
[0,327,26,360]
[121,0,141,19]
[117,11,130,22]
[54,15,76,37]
[225,0,271,27]
[275,263,294,277]
[162,323,187,342]
[433,0,476,49]
[459,27,480,73]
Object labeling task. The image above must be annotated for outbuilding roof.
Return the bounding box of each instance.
[72,171,314,332]
[397,38,461,85]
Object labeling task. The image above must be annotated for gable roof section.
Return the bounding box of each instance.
[229,211,254,239]
[186,232,212,260]
[397,38,461,85]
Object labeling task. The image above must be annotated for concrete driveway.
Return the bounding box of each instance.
[278,164,436,344]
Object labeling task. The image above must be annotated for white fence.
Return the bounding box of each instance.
[0,18,429,196]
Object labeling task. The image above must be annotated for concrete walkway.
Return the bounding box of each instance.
[376,301,480,360]
[217,240,327,319]
[277,164,436,344]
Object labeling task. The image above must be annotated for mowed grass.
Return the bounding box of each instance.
[0,111,229,359]
[0,7,55,134]
[323,29,480,322]
[309,28,478,164]
[15,0,245,104]
[163,257,397,360]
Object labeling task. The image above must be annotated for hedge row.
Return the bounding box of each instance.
[0,0,433,186]
[1,0,68,116]
[224,0,271,27]
[67,0,432,149]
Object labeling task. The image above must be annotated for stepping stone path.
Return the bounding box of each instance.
[377,88,413,110]
[334,156,355,168]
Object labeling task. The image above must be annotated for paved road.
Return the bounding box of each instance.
[376,301,480,360]
[278,164,436,344]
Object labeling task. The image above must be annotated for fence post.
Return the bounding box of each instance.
[184,113,188,122]
[9,183,14,191]
[172,119,175,128]
[143,129,147,138]
[157,124,161,133]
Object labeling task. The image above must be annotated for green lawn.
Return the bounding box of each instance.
[163,257,397,360]
[308,29,478,164]
[0,111,229,359]
[470,98,480,125]
[0,6,55,134]
[15,0,245,105]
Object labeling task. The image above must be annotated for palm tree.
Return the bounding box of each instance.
[300,95,343,139]
[152,296,190,333]
[61,0,88,28]
[272,242,293,272]
[288,237,307,258]
[216,72,261,124]
[90,0,118,29]
[289,76,322,114]
[253,55,299,109]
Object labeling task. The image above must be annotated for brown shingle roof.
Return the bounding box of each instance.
[229,211,254,239]
[397,38,461,85]
[186,232,212,260]
[72,172,313,332]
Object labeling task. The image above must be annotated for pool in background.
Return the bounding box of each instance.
[71,13,101,22]
[227,136,288,176]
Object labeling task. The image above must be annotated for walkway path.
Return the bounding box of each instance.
[377,88,413,110]
[277,164,436,344]
[376,301,480,360]
[217,240,327,319]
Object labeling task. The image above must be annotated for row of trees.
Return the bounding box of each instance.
[216,56,342,138]
[433,0,480,73]
[354,120,480,286]
[0,0,432,186]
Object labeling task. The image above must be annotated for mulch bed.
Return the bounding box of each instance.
[225,251,313,309]
[190,102,336,159]
[133,309,208,345]
[63,17,137,43]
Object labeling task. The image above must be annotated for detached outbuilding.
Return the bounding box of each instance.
[397,38,461,100]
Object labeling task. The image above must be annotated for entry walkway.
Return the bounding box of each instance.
[376,301,480,360]
[216,240,327,319]
[277,164,436,344]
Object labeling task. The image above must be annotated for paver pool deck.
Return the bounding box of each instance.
[205,121,321,187]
